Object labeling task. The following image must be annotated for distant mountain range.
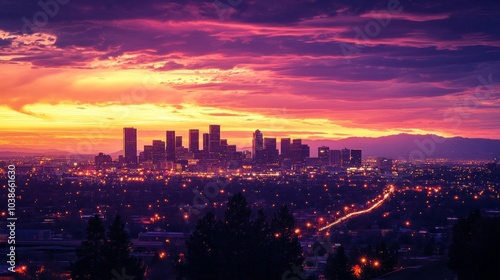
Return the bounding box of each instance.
[0,134,499,160]
[304,134,500,160]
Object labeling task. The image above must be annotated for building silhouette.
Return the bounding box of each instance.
[175,136,183,148]
[350,149,362,167]
[123,127,137,165]
[202,133,209,152]
[166,131,176,161]
[189,129,199,152]
[318,146,330,165]
[340,148,351,167]
[209,125,221,153]
[252,129,264,160]
[152,140,166,164]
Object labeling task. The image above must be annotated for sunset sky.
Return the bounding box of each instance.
[1,0,499,154]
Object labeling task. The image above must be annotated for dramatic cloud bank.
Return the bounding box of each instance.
[0,0,499,152]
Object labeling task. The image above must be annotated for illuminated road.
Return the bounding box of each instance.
[318,185,395,232]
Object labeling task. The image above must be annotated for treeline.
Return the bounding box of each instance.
[176,193,305,280]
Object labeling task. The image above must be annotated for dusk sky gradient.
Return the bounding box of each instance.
[1,0,499,154]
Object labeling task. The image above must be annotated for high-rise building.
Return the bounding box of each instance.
[202,133,209,152]
[252,129,264,160]
[166,131,176,161]
[142,145,153,162]
[289,139,310,163]
[152,140,166,164]
[318,146,330,165]
[123,127,137,165]
[264,137,277,150]
[331,150,341,166]
[175,136,182,148]
[350,149,362,167]
[341,148,351,167]
[209,125,221,153]
[189,129,199,152]
[263,137,278,163]
[220,139,228,147]
[281,138,291,158]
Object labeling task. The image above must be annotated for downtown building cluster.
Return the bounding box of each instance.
[96,126,363,172]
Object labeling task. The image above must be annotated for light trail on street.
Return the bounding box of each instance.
[318,185,395,232]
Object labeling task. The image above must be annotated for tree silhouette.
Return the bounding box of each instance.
[71,215,145,280]
[269,205,304,280]
[325,246,355,280]
[448,210,500,280]
[182,193,304,280]
[71,215,108,280]
[185,212,224,280]
[106,215,145,280]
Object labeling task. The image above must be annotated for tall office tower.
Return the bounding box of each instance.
[209,125,221,153]
[175,136,183,148]
[189,129,199,152]
[280,138,291,158]
[289,139,309,163]
[252,129,264,160]
[152,140,166,164]
[376,157,393,172]
[166,131,176,161]
[264,137,277,150]
[143,145,153,162]
[263,137,279,163]
[341,148,351,167]
[318,146,330,165]
[203,133,209,152]
[123,127,137,165]
[331,150,341,166]
[350,149,362,167]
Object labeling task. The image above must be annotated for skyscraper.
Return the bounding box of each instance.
[175,136,183,148]
[152,140,166,164]
[166,131,176,161]
[189,129,199,152]
[281,138,291,158]
[263,137,278,163]
[203,133,209,152]
[209,125,220,153]
[331,150,341,166]
[350,149,362,167]
[123,127,137,165]
[318,146,330,165]
[341,148,351,167]
[143,145,153,162]
[252,129,263,160]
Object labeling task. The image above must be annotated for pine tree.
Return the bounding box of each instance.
[221,193,255,280]
[185,212,223,280]
[182,194,304,280]
[106,215,145,280]
[71,215,145,280]
[269,205,304,280]
[71,215,108,280]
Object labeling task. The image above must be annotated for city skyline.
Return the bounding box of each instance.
[0,0,499,154]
